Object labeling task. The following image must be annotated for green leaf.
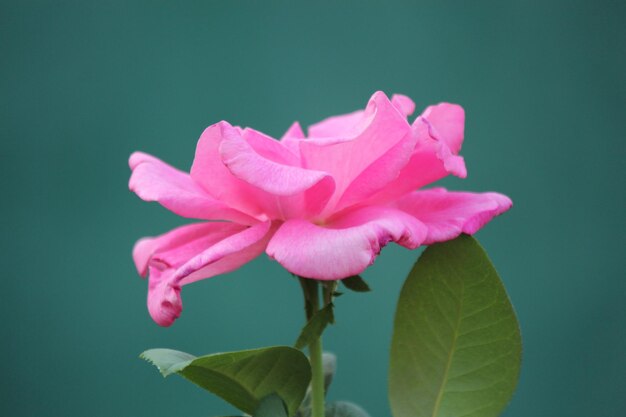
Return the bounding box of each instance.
[340,275,371,292]
[254,393,289,417]
[141,346,311,416]
[294,304,334,350]
[325,401,371,417]
[389,235,522,417]
[140,348,195,376]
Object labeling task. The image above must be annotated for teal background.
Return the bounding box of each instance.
[2,1,624,416]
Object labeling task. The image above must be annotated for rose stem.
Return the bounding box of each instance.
[299,277,325,417]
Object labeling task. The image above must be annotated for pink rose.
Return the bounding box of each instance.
[130,92,511,326]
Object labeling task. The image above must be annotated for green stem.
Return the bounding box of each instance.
[299,278,326,417]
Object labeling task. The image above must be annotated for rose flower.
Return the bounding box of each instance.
[130,92,511,326]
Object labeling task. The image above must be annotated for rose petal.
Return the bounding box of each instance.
[175,220,273,285]
[191,121,275,219]
[132,222,245,277]
[129,151,255,224]
[266,206,427,280]
[333,128,417,212]
[280,122,305,155]
[300,91,412,215]
[139,222,245,327]
[362,104,467,205]
[391,94,416,117]
[394,188,512,244]
[141,221,273,326]
[220,126,334,198]
[218,126,335,218]
[146,267,182,327]
[281,122,306,140]
[307,109,367,139]
[244,127,300,164]
[422,102,464,154]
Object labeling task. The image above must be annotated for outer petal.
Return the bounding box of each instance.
[175,220,273,285]
[300,92,412,214]
[146,267,182,327]
[266,206,427,280]
[135,221,273,326]
[394,188,512,244]
[129,151,255,224]
[132,222,246,277]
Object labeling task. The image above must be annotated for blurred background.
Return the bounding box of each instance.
[2,1,624,416]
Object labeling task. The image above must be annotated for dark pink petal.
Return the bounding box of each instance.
[266,206,427,280]
[300,92,412,215]
[394,188,512,244]
[129,151,255,224]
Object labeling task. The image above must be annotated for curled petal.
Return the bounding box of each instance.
[174,220,273,285]
[132,222,245,278]
[394,188,512,244]
[146,267,182,327]
[129,151,255,224]
[136,221,273,326]
[266,206,427,280]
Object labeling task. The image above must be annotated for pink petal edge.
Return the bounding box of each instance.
[266,206,427,280]
[394,188,512,244]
